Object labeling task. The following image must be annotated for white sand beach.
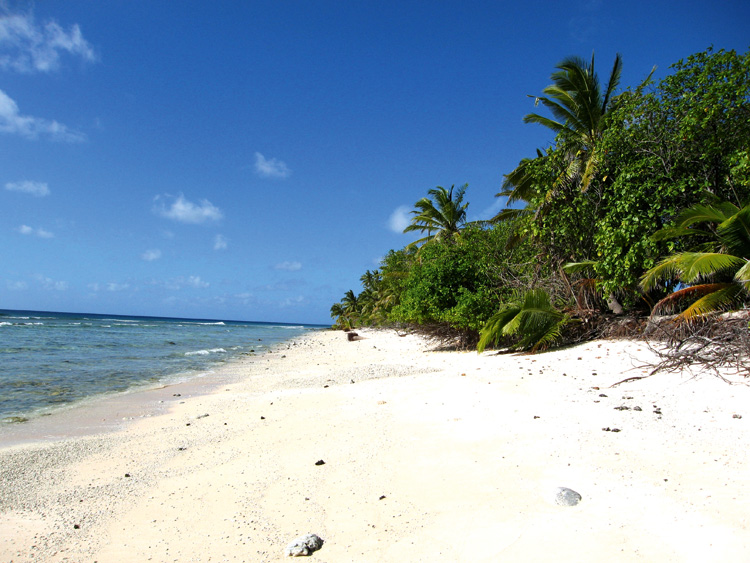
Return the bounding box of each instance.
[2,328,750,562]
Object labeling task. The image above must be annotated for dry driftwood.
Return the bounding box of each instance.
[638,313,750,383]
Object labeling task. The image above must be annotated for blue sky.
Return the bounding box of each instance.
[0,1,748,324]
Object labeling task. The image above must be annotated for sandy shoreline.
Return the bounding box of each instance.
[2,328,750,562]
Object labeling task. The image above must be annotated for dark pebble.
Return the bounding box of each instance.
[315,460,326,466]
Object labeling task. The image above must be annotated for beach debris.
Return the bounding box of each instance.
[602,427,621,432]
[196,413,209,419]
[379,495,387,500]
[315,459,326,466]
[285,533,324,557]
[1,416,29,424]
[614,406,630,411]
[633,406,642,411]
[554,487,582,506]
[346,331,361,342]
[599,393,608,397]
[733,414,743,419]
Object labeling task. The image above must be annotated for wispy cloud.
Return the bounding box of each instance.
[254,152,291,179]
[153,275,210,290]
[153,194,223,224]
[0,88,85,141]
[141,248,161,261]
[280,295,306,307]
[388,205,411,233]
[274,261,302,272]
[18,224,53,238]
[476,197,505,222]
[6,280,27,290]
[184,275,209,289]
[34,274,67,291]
[5,180,49,196]
[213,234,227,250]
[0,11,97,73]
[89,282,129,292]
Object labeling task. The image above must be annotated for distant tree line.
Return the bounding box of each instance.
[331,47,750,354]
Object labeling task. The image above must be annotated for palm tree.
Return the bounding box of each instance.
[640,200,750,318]
[477,289,571,353]
[330,302,349,329]
[404,184,471,249]
[524,52,624,191]
[341,289,361,323]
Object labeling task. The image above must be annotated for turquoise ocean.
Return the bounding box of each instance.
[0,309,323,424]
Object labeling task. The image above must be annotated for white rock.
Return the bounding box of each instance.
[285,533,324,556]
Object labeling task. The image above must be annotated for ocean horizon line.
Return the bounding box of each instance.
[0,307,330,328]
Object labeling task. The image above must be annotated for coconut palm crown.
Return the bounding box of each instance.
[524,52,624,190]
[640,200,750,318]
[403,184,471,249]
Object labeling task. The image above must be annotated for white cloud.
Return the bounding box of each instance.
[18,224,53,238]
[213,234,227,250]
[142,248,161,261]
[254,152,291,179]
[280,295,306,307]
[274,261,302,271]
[0,88,85,141]
[34,274,67,290]
[186,275,209,288]
[154,194,223,224]
[388,205,412,233]
[477,197,505,221]
[5,180,49,196]
[0,11,97,73]
[88,282,129,292]
[6,280,27,290]
[154,275,210,290]
[106,282,129,292]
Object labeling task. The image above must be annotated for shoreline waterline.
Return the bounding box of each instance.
[0,308,325,428]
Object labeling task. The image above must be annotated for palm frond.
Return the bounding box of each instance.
[651,283,732,316]
[562,260,598,275]
[679,284,744,319]
[641,252,744,289]
[650,226,713,242]
[733,260,750,291]
[717,204,750,257]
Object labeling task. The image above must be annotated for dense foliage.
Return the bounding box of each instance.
[331,47,750,352]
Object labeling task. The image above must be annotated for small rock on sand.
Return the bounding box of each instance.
[554,487,582,506]
[285,533,324,556]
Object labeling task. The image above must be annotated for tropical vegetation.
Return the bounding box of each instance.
[331,47,750,354]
